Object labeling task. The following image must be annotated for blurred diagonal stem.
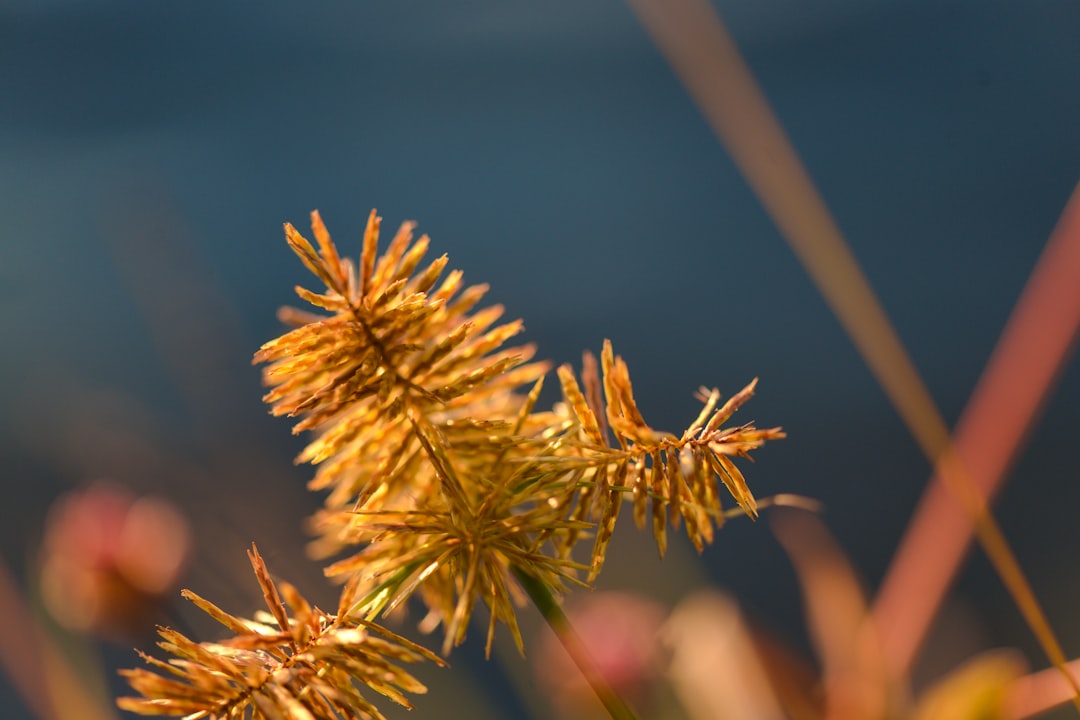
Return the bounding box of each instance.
[513,567,640,720]
[625,0,1080,710]
[875,182,1080,679]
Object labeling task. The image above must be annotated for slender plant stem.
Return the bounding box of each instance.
[513,567,640,720]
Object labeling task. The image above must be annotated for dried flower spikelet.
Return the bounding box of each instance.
[554,341,784,581]
[254,210,548,541]
[329,411,590,658]
[118,544,442,720]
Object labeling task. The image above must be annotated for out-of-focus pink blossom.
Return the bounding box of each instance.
[535,591,667,718]
[39,481,191,641]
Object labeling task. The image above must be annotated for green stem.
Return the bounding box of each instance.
[513,567,640,720]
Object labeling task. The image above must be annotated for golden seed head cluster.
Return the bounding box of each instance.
[119,209,782,718]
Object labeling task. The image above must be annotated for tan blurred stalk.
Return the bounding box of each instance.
[773,512,889,720]
[663,592,787,720]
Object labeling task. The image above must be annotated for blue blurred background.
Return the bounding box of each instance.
[2,0,1078,718]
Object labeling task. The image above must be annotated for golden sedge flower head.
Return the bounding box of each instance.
[552,341,785,580]
[117,206,787,720]
[118,544,442,720]
[326,390,591,658]
[252,209,782,656]
[253,210,548,522]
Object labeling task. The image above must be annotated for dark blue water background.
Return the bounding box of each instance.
[2,1,1078,718]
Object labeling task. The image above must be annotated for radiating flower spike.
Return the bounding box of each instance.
[119,543,441,720]
[553,340,783,580]
[254,210,545,531]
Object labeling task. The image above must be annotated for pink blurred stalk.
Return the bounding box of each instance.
[873,182,1080,679]
[0,555,117,720]
[0,557,53,719]
[1010,658,1080,719]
